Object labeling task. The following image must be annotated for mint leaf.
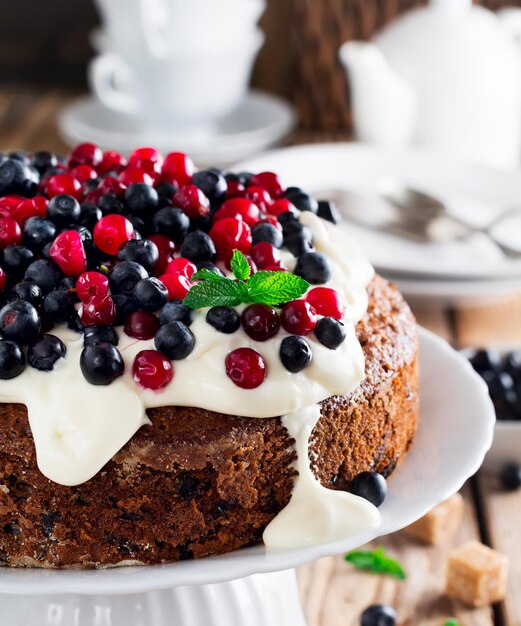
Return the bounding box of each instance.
[444,620,459,626]
[247,271,310,306]
[230,250,251,281]
[191,268,223,282]
[183,278,243,309]
[345,547,406,580]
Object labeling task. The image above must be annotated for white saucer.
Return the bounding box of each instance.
[58,91,296,166]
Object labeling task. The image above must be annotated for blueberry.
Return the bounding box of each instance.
[0,158,37,196]
[31,151,58,175]
[125,183,158,214]
[23,217,57,252]
[505,350,521,382]
[155,321,195,360]
[206,306,240,334]
[0,300,41,344]
[24,259,63,294]
[47,194,81,227]
[82,178,100,195]
[64,224,92,248]
[8,151,29,164]
[28,334,66,371]
[80,343,125,385]
[469,349,501,373]
[482,370,515,400]
[351,471,387,507]
[133,277,168,312]
[279,336,313,372]
[284,233,315,257]
[360,605,396,626]
[112,293,138,325]
[9,280,43,309]
[284,187,318,213]
[196,261,224,277]
[78,203,102,230]
[117,239,159,271]
[317,200,340,224]
[0,340,25,379]
[315,317,346,349]
[277,211,300,230]
[83,324,119,346]
[98,193,125,215]
[180,231,217,264]
[156,182,178,200]
[294,252,332,284]
[279,215,309,238]
[159,300,193,327]
[43,290,76,323]
[109,261,148,296]
[57,276,80,299]
[2,245,34,277]
[235,171,254,186]
[501,463,521,490]
[252,223,283,248]
[126,214,149,238]
[191,169,227,204]
[152,207,190,242]
[67,314,85,334]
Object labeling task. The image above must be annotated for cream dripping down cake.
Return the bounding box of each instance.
[0,145,418,568]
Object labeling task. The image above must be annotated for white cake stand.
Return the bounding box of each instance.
[0,329,495,626]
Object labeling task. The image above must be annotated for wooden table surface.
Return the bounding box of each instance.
[2,87,521,626]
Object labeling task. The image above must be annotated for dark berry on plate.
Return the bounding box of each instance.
[43,290,76,323]
[78,203,102,230]
[196,261,224,277]
[242,304,280,342]
[0,340,25,379]
[125,183,158,215]
[67,314,85,334]
[225,347,267,389]
[505,350,521,382]
[23,217,57,252]
[124,310,159,340]
[284,232,315,258]
[112,293,138,325]
[109,261,148,296]
[8,150,29,164]
[483,370,515,399]
[469,349,501,373]
[31,151,58,175]
[83,324,118,346]
[179,231,217,264]
[360,605,396,626]
[133,277,169,312]
[351,471,387,507]
[81,294,116,326]
[76,271,109,303]
[315,317,347,349]
[284,187,318,213]
[80,342,124,385]
[294,252,332,284]
[132,349,173,390]
[46,194,81,227]
[0,158,37,196]
[277,210,300,231]
[281,300,317,336]
[191,168,227,203]
[157,181,178,201]
[117,239,159,271]
[24,259,63,294]
[251,223,283,248]
[93,214,135,256]
[2,245,34,277]
[154,321,195,360]
[152,207,190,242]
[206,306,241,334]
[279,336,313,373]
[306,287,346,320]
[159,300,193,327]
[9,280,43,308]
[0,300,41,344]
[500,463,521,491]
[28,334,66,371]
[98,193,125,216]
[317,200,340,224]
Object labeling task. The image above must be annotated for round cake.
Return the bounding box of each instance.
[0,145,418,568]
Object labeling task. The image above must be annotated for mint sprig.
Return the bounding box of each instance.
[444,620,460,626]
[344,547,406,580]
[184,250,310,310]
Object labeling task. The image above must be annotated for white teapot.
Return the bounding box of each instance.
[339,0,521,169]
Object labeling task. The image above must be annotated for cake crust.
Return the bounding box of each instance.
[0,275,418,568]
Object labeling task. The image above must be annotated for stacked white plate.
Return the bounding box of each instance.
[236,144,521,307]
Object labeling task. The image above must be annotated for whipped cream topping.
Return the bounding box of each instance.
[0,213,380,547]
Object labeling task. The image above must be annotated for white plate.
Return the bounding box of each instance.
[235,143,521,280]
[0,328,494,596]
[58,91,296,167]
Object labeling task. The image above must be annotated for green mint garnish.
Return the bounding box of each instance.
[444,620,459,626]
[184,250,310,310]
[344,547,406,580]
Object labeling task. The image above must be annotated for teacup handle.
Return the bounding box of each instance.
[88,53,140,115]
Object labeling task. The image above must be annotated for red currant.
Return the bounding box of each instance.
[132,350,173,391]
[98,150,127,175]
[225,179,245,198]
[76,271,109,303]
[81,294,116,326]
[268,199,298,217]
[46,174,82,200]
[258,215,283,231]
[0,218,22,249]
[241,304,280,341]
[124,311,159,340]
[225,348,267,389]
[162,152,195,186]
[250,172,284,198]
[118,168,154,187]
[209,217,252,262]
[149,234,176,274]
[129,147,163,167]
[250,242,281,270]
[173,185,210,219]
[244,186,271,212]
[159,273,191,300]
[280,300,317,336]
[70,164,97,183]
[306,287,346,320]
[129,158,161,183]
[49,230,87,277]
[0,267,5,291]
[166,257,197,278]
[0,196,22,218]
[68,142,103,169]
[217,198,259,226]
[93,215,135,256]
[98,176,127,198]
[13,198,44,224]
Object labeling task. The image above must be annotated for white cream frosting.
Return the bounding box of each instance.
[0,213,381,547]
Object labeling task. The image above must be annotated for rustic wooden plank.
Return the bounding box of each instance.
[454,295,521,348]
